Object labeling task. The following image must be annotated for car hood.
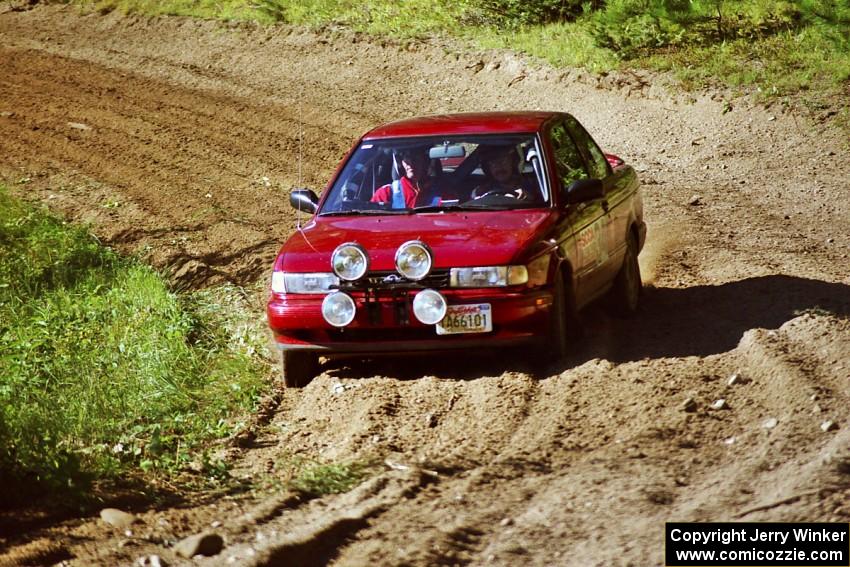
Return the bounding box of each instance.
[278,210,557,272]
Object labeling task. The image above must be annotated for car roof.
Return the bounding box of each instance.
[362,111,562,139]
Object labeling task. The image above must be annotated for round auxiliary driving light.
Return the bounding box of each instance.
[322,292,356,327]
[412,289,447,325]
[331,243,368,281]
[395,240,432,281]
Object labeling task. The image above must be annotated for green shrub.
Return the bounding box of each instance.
[588,0,693,56]
[586,0,847,57]
[588,0,798,56]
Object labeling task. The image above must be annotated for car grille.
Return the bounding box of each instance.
[342,269,450,290]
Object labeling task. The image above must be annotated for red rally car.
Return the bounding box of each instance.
[267,111,646,386]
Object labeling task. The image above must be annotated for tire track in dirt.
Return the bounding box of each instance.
[0,45,353,286]
[664,317,850,525]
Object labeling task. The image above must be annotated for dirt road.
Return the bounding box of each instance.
[1,4,848,566]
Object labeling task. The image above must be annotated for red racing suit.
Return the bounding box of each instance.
[370,177,440,209]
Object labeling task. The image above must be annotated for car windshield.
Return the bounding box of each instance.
[319,134,549,215]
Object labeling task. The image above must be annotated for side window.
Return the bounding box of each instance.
[565,116,611,179]
[549,123,588,188]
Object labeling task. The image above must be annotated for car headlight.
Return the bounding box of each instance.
[273,272,338,294]
[321,291,356,327]
[395,240,432,281]
[450,266,528,287]
[412,289,447,325]
[332,243,369,281]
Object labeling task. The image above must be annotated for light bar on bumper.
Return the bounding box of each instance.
[332,242,369,281]
[395,240,433,281]
[322,291,356,327]
[412,289,447,325]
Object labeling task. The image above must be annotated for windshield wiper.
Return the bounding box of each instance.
[411,204,475,213]
[318,209,408,216]
[452,202,530,210]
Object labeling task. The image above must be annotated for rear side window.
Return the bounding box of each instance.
[549,122,588,188]
[565,116,611,179]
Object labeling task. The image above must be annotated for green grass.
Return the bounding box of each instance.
[0,186,269,504]
[76,0,850,122]
[472,22,620,72]
[261,453,371,498]
[642,25,850,97]
[85,0,261,21]
[291,461,369,497]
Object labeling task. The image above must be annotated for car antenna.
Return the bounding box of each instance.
[295,84,305,231]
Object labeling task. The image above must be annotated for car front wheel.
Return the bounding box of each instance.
[545,271,581,362]
[280,350,319,388]
[608,232,642,317]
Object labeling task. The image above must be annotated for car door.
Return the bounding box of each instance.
[563,116,622,284]
[565,116,634,284]
[548,120,609,308]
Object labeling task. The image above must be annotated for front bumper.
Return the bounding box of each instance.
[268,288,553,356]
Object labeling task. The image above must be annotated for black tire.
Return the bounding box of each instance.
[544,271,581,363]
[608,232,642,317]
[280,350,319,388]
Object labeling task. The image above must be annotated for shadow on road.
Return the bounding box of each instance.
[580,274,850,364]
[326,274,850,381]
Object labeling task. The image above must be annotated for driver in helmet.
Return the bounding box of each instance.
[471,145,539,201]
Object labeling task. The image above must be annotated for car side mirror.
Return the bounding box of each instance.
[290,188,319,214]
[564,178,603,205]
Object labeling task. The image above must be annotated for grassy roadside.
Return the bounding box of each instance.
[0,185,269,505]
[75,0,850,124]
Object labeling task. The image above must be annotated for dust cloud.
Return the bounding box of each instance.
[638,219,682,285]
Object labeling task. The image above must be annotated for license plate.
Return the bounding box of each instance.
[436,304,492,335]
